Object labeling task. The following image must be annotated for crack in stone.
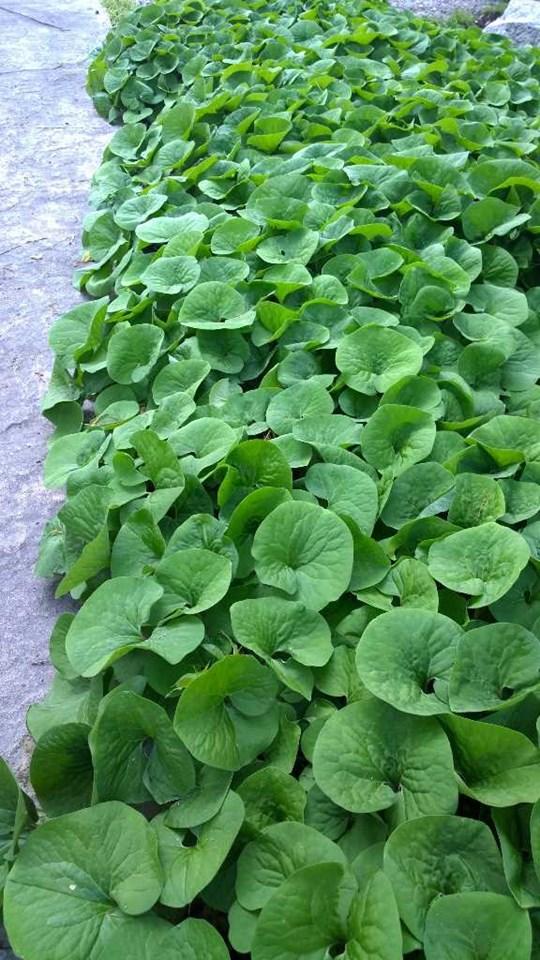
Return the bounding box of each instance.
[0,4,69,31]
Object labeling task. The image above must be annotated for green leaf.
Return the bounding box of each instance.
[170,417,240,473]
[132,429,185,490]
[469,416,540,466]
[111,508,165,577]
[27,674,102,741]
[155,547,232,615]
[383,814,506,939]
[143,617,205,664]
[174,655,279,771]
[467,283,529,327]
[500,479,540,523]
[231,596,332,668]
[44,431,108,488]
[252,862,402,960]
[140,255,200,294]
[4,802,162,960]
[152,359,210,403]
[136,211,208,244]
[529,799,540,898]
[441,713,540,806]
[361,405,436,476]
[346,870,403,960]
[381,462,454,530]
[427,522,530,607]
[493,805,540,908]
[114,194,167,231]
[266,382,333,436]
[229,901,258,955]
[356,608,461,715]
[179,282,255,330]
[153,791,244,907]
[66,576,163,676]
[30,722,93,817]
[90,688,195,804]
[108,917,231,960]
[107,324,164,384]
[257,228,319,264]
[49,288,106,355]
[447,473,506,527]
[313,699,457,817]
[305,463,379,535]
[0,759,36,871]
[236,821,345,911]
[424,892,532,960]
[462,197,530,242]
[388,556,439,611]
[237,766,306,837]
[449,622,540,712]
[252,862,353,960]
[166,767,232,830]
[336,325,423,395]
[218,440,292,508]
[211,218,260,254]
[252,501,354,611]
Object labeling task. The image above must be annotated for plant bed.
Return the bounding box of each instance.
[2,1,540,958]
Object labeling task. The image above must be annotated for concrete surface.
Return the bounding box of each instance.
[486,0,540,42]
[0,0,110,790]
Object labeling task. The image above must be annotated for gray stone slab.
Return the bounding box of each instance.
[0,0,111,782]
[486,0,540,42]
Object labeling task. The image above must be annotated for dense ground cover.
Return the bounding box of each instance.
[3,0,540,957]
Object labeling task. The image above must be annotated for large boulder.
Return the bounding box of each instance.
[485,0,540,43]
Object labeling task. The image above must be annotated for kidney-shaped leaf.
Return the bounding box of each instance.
[449,621,540,712]
[428,522,530,607]
[154,791,244,908]
[252,501,353,611]
[361,405,436,476]
[305,462,379,535]
[179,282,254,330]
[66,576,163,677]
[441,713,540,806]
[252,862,402,960]
[174,655,279,771]
[236,821,345,912]
[30,722,93,817]
[155,547,232,616]
[336,325,423,395]
[90,689,195,805]
[381,462,455,530]
[44,431,108,489]
[383,814,506,940]
[313,699,457,817]
[107,324,164,385]
[424,892,531,960]
[140,255,200,295]
[108,917,230,960]
[356,608,462,715]
[4,802,162,960]
[230,597,332,668]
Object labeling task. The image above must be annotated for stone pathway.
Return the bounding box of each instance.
[0,0,110,794]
